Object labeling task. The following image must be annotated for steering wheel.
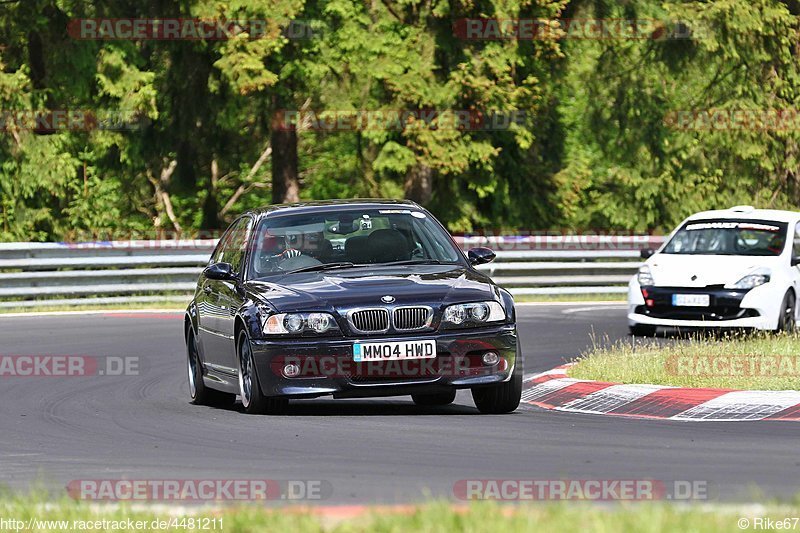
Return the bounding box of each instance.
[276,253,323,271]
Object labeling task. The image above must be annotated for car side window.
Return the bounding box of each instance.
[209,229,231,265]
[793,222,800,258]
[219,217,253,274]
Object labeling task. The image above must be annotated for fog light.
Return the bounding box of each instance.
[283,363,301,378]
[482,351,500,366]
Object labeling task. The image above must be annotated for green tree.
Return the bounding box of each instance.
[554,0,800,231]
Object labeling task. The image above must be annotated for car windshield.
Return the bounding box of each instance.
[248,208,464,278]
[662,219,789,256]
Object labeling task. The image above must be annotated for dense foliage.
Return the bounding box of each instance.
[0,0,798,240]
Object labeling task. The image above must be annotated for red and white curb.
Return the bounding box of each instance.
[523,364,800,421]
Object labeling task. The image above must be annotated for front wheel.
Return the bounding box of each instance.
[471,347,522,414]
[775,291,796,333]
[238,331,288,415]
[187,330,236,408]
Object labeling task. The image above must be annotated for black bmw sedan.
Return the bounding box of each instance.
[184,199,522,414]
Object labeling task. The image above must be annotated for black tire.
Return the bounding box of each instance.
[776,291,796,333]
[237,330,289,415]
[187,330,236,407]
[471,346,523,414]
[412,390,457,406]
[629,324,657,337]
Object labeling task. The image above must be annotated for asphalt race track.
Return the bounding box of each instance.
[1,304,799,504]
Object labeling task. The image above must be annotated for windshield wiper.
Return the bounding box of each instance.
[281,262,356,274]
[280,259,456,274]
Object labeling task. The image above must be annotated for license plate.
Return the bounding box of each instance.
[353,340,436,362]
[672,294,710,307]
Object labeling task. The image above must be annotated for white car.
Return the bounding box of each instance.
[628,206,800,335]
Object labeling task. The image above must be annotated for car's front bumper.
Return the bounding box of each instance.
[627,278,777,329]
[249,325,518,398]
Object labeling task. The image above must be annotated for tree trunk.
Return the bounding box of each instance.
[271,118,300,204]
[270,93,300,204]
[404,164,433,205]
[200,158,219,230]
[27,30,46,90]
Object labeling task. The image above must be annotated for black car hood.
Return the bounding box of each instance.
[245,265,499,312]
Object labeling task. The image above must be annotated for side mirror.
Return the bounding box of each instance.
[467,247,496,266]
[792,256,800,267]
[204,262,237,281]
[640,248,655,259]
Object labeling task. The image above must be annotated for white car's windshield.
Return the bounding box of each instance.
[248,208,464,277]
[662,219,788,256]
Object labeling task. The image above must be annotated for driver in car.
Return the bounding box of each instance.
[283,231,328,259]
[766,232,786,254]
[256,230,328,273]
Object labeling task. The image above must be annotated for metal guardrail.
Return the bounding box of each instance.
[0,236,666,307]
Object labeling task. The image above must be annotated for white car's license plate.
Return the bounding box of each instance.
[672,294,710,307]
[353,340,436,362]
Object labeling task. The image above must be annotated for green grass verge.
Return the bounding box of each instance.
[570,333,800,390]
[0,495,797,532]
[512,293,625,303]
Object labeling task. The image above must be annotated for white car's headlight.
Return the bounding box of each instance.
[637,266,654,286]
[442,301,505,327]
[263,312,337,334]
[729,273,770,290]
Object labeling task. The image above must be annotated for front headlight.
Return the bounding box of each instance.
[729,273,770,290]
[306,313,334,333]
[637,266,654,286]
[442,301,505,328]
[263,312,338,335]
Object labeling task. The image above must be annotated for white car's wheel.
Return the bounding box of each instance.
[776,291,796,333]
